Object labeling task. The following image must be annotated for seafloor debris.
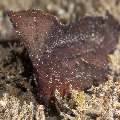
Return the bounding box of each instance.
[7,10,120,101]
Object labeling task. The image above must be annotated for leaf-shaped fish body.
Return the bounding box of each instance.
[8,10,120,100]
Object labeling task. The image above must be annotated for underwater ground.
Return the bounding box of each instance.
[0,0,120,119]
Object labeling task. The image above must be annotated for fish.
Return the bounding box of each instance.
[7,10,120,101]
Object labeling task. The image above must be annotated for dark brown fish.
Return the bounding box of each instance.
[7,10,120,100]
